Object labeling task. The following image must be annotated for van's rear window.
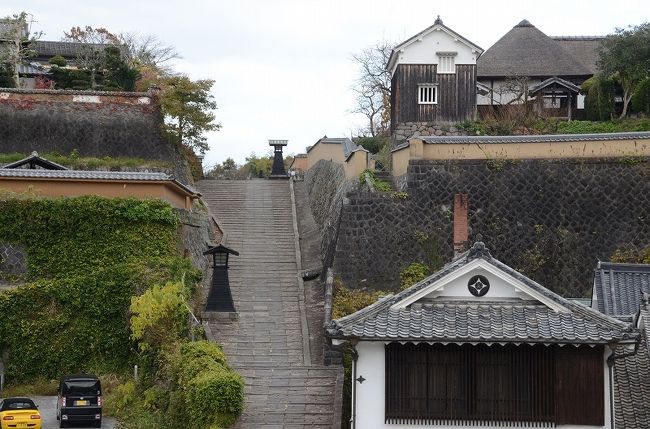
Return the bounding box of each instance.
[64,380,101,395]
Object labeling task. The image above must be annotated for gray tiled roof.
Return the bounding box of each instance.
[307,137,358,158]
[328,242,637,345]
[477,20,592,78]
[613,304,650,429]
[528,76,581,94]
[593,262,650,317]
[16,63,49,76]
[0,168,198,195]
[417,131,650,145]
[33,41,125,59]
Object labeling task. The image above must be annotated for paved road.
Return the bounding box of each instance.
[198,180,342,428]
[31,396,116,429]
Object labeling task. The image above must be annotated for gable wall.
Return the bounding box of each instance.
[393,29,478,71]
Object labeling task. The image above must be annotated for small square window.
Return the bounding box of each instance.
[418,85,437,104]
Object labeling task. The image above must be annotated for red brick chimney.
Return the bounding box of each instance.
[453,193,468,257]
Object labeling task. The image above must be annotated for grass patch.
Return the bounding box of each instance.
[0,152,173,170]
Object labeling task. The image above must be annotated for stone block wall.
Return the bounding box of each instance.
[0,89,192,183]
[0,243,27,276]
[392,122,468,146]
[307,157,650,298]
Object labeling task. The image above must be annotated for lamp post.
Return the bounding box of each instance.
[268,139,289,179]
[203,244,239,313]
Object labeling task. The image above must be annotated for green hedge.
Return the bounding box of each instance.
[0,196,193,381]
[176,342,244,428]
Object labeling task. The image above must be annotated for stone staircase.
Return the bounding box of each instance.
[197,179,342,429]
[373,170,397,191]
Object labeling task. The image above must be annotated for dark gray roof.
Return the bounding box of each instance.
[0,168,199,195]
[613,304,650,429]
[528,76,581,94]
[307,137,358,158]
[552,37,604,75]
[33,40,125,59]
[477,20,592,78]
[593,262,650,317]
[416,131,650,145]
[328,242,637,345]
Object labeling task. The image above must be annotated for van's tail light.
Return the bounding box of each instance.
[97,396,102,406]
[2,416,14,420]
[30,415,41,420]
[61,397,67,407]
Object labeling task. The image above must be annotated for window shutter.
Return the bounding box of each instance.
[554,346,605,425]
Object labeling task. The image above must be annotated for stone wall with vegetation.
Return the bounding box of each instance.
[307,157,650,298]
[0,89,193,183]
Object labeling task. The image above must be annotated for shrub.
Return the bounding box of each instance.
[400,262,430,289]
[631,78,650,115]
[48,55,67,67]
[584,76,615,121]
[185,370,244,428]
[130,281,192,352]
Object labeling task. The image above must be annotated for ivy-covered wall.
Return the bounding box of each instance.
[0,196,195,381]
[308,158,650,298]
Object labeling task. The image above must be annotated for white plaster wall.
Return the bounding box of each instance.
[476,78,544,105]
[354,341,613,429]
[395,29,478,71]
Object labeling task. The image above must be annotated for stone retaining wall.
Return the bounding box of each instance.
[0,89,192,183]
[306,157,650,298]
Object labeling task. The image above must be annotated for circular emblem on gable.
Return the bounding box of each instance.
[468,275,490,297]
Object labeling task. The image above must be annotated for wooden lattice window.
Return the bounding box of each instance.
[437,53,456,74]
[418,85,437,105]
[385,343,603,426]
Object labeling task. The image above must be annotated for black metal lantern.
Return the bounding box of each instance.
[204,244,239,268]
[203,244,239,313]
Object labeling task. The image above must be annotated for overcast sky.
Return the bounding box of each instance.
[2,1,648,168]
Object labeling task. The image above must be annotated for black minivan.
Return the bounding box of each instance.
[56,375,102,428]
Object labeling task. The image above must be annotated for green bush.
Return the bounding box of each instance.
[185,370,244,427]
[631,78,650,115]
[48,55,67,67]
[400,262,430,289]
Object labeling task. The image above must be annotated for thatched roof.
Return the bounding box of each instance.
[553,36,604,74]
[478,20,592,78]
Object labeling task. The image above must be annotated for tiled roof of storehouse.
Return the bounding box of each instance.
[612,302,650,428]
[328,242,637,345]
[593,262,650,317]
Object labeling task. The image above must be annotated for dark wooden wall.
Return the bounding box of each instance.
[385,342,604,426]
[391,64,477,129]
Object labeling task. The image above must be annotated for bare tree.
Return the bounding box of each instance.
[351,42,393,136]
[494,75,530,105]
[63,26,120,89]
[0,12,41,85]
[119,33,180,75]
